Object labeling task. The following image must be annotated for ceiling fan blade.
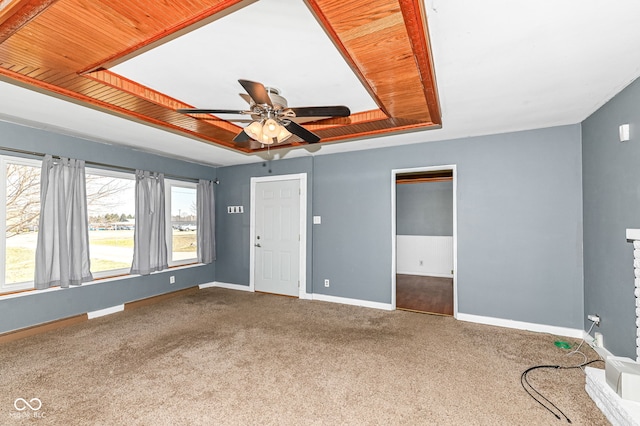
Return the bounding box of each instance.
[233,130,252,143]
[177,108,247,115]
[283,121,321,143]
[288,106,351,118]
[199,117,254,123]
[238,79,272,106]
[239,93,252,104]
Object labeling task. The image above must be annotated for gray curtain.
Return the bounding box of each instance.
[131,170,168,275]
[197,179,216,263]
[34,155,93,289]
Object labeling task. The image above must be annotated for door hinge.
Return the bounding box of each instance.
[298,280,300,288]
[298,234,300,241]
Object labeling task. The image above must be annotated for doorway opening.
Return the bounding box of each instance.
[391,166,457,316]
[249,173,308,299]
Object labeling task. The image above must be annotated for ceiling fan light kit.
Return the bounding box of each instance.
[245,118,292,145]
[177,79,350,148]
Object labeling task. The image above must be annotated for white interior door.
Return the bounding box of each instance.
[254,178,300,297]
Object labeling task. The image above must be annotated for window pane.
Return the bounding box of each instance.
[86,172,135,275]
[170,184,197,264]
[5,162,40,285]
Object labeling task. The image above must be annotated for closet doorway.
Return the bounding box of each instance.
[391,166,457,316]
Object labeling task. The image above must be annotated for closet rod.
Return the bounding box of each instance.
[0,146,199,182]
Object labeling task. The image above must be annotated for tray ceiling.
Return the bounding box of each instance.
[0,0,441,155]
[2,1,640,167]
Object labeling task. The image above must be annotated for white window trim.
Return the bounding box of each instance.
[165,178,198,267]
[1,155,42,292]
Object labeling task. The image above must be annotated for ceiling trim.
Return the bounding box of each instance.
[0,0,59,43]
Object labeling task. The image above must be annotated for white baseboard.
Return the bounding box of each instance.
[87,304,124,319]
[200,282,387,309]
[202,281,312,299]
[311,293,393,311]
[457,313,584,339]
[200,281,252,292]
[583,332,614,359]
[299,291,313,300]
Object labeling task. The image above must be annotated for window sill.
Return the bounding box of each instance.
[0,262,206,300]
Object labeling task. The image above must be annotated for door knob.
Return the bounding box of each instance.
[255,243,261,248]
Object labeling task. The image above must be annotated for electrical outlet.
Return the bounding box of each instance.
[169,276,175,284]
[324,279,330,287]
[587,314,600,326]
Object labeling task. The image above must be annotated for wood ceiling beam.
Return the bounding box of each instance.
[78,0,252,74]
[305,109,388,130]
[305,0,387,117]
[0,66,248,152]
[398,0,441,125]
[306,0,438,123]
[0,0,59,43]
[84,69,240,134]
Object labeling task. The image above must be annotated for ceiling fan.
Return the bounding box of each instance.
[177,79,351,145]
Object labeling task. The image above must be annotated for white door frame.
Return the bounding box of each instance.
[391,165,458,317]
[249,173,308,299]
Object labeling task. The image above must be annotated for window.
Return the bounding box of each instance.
[166,180,197,266]
[0,159,202,295]
[1,156,41,292]
[85,168,135,278]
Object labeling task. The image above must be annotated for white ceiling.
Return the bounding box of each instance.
[1,0,640,167]
[111,0,379,119]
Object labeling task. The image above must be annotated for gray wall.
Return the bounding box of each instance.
[396,181,453,236]
[215,157,314,293]
[311,126,584,329]
[1,119,588,336]
[0,120,217,334]
[582,77,640,358]
[217,125,584,329]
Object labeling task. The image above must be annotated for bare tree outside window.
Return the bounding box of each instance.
[2,161,198,291]
[86,174,133,215]
[85,172,135,276]
[4,162,40,285]
[3,164,137,288]
[5,163,40,238]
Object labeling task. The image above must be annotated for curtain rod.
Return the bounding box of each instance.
[0,146,202,183]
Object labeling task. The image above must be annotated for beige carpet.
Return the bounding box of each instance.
[1,288,608,425]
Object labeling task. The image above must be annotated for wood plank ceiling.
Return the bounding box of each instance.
[0,0,441,154]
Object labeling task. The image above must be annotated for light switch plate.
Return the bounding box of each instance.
[313,216,321,224]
